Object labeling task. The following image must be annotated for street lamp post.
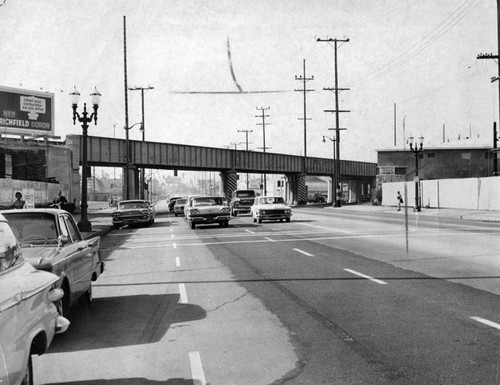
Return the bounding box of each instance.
[408,135,424,212]
[70,86,102,232]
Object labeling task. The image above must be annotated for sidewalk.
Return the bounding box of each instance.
[329,203,500,222]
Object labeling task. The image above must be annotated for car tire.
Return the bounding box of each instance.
[58,280,71,318]
[175,213,178,217]
[21,355,33,385]
[233,211,238,217]
[258,218,262,224]
[113,224,121,230]
[286,218,291,222]
[191,222,196,229]
[253,216,257,223]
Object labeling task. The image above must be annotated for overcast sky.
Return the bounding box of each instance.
[0,0,497,163]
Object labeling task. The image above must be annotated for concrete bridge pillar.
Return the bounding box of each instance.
[220,169,238,202]
[286,173,307,206]
[122,165,139,200]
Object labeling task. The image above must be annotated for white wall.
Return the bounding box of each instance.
[382,176,500,211]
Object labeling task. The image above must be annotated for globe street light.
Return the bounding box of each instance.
[408,135,424,212]
[70,86,101,232]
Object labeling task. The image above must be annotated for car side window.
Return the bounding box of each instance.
[58,216,70,239]
[63,215,82,243]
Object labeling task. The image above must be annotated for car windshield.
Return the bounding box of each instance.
[259,197,285,205]
[176,199,187,205]
[3,212,59,246]
[192,197,223,206]
[119,202,149,210]
[236,191,255,198]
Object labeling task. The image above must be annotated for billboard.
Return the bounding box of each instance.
[0,86,54,136]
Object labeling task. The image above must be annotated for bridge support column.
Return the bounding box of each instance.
[286,173,307,206]
[122,165,139,200]
[220,170,238,202]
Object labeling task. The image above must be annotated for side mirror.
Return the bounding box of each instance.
[57,235,69,247]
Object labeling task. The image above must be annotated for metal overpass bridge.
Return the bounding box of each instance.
[66,135,376,204]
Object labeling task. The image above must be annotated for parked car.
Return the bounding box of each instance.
[229,189,256,216]
[173,198,187,217]
[168,196,183,212]
[112,199,155,228]
[0,213,69,385]
[185,196,231,229]
[251,196,292,223]
[2,208,104,317]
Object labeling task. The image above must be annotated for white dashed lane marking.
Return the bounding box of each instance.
[293,248,314,257]
[189,351,207,385]
[471,316,500,331]
[343,268,388,285]
[179,283,188,303]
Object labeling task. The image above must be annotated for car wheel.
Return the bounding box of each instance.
[58,281,71,318]
[233,211,238,217]
[286,218,291,222]
[21,355,33,385]
[191,222,196,229]
[253,218,257,223]
[225,221,230,227]
[113,224,121,230]
[258,218,262,224]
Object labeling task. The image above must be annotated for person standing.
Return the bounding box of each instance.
[397,191,403,211]
[12,192,25,209]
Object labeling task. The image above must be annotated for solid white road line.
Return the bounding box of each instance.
[264,237,276,242]
[343,268,388,285]
[245,229,255,233]
[179,283,188,303]
[189,351,207,385]
[293,248,314,257]
[471,316,500,331]
[173,243,177,249]
[175,257,181,267]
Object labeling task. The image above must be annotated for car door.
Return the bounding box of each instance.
[59,214,92,301]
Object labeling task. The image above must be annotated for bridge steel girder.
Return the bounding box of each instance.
[66,135,376,178]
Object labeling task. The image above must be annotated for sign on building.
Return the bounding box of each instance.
[0,86,54,136]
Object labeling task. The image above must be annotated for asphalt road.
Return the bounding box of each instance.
[34,205,500,384]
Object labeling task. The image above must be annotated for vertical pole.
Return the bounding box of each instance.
[140,89,145,199]
[262,112,267,195]
[123,15,130,200]
[334,40,341,207]
[415,153,419,211]
[494,122,498,175]
[302,59,307,174]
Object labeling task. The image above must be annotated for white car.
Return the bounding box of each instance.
[0,213,69,385]
[251,196,292,223]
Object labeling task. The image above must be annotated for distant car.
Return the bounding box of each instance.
[173,198,187,217]
[229,189,256,216]
[0,213,69,385]
[185,196,231,229]
[251,196,292,223]
[168,196,183,212]
[112,199,155,228]
[2,208,104,317]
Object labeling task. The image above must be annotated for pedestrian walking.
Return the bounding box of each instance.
[397,191,403,211]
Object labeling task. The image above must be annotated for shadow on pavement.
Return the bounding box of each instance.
[49,294,206,353]
[43,379,199,385]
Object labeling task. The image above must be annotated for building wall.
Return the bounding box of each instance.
[382,176,500,211]
[377,147,497,180]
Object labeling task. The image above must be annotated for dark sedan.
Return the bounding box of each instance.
[112,200,155,229]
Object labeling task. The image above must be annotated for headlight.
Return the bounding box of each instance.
[221,207,230,213]
[285,209,291,214]
[189,209,199,215]
[112,212,120,218]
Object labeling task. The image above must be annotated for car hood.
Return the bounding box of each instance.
[255,204,290,210]
[0,261,58,311]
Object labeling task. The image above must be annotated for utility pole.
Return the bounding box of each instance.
[318,37,350,207]
[128,85,154,199]
[123,15,131,200]
[494,122,499,175]
[256,107,271,195]
[295,59,314,175]
[477,0,500,175]
[238,129,253,188]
